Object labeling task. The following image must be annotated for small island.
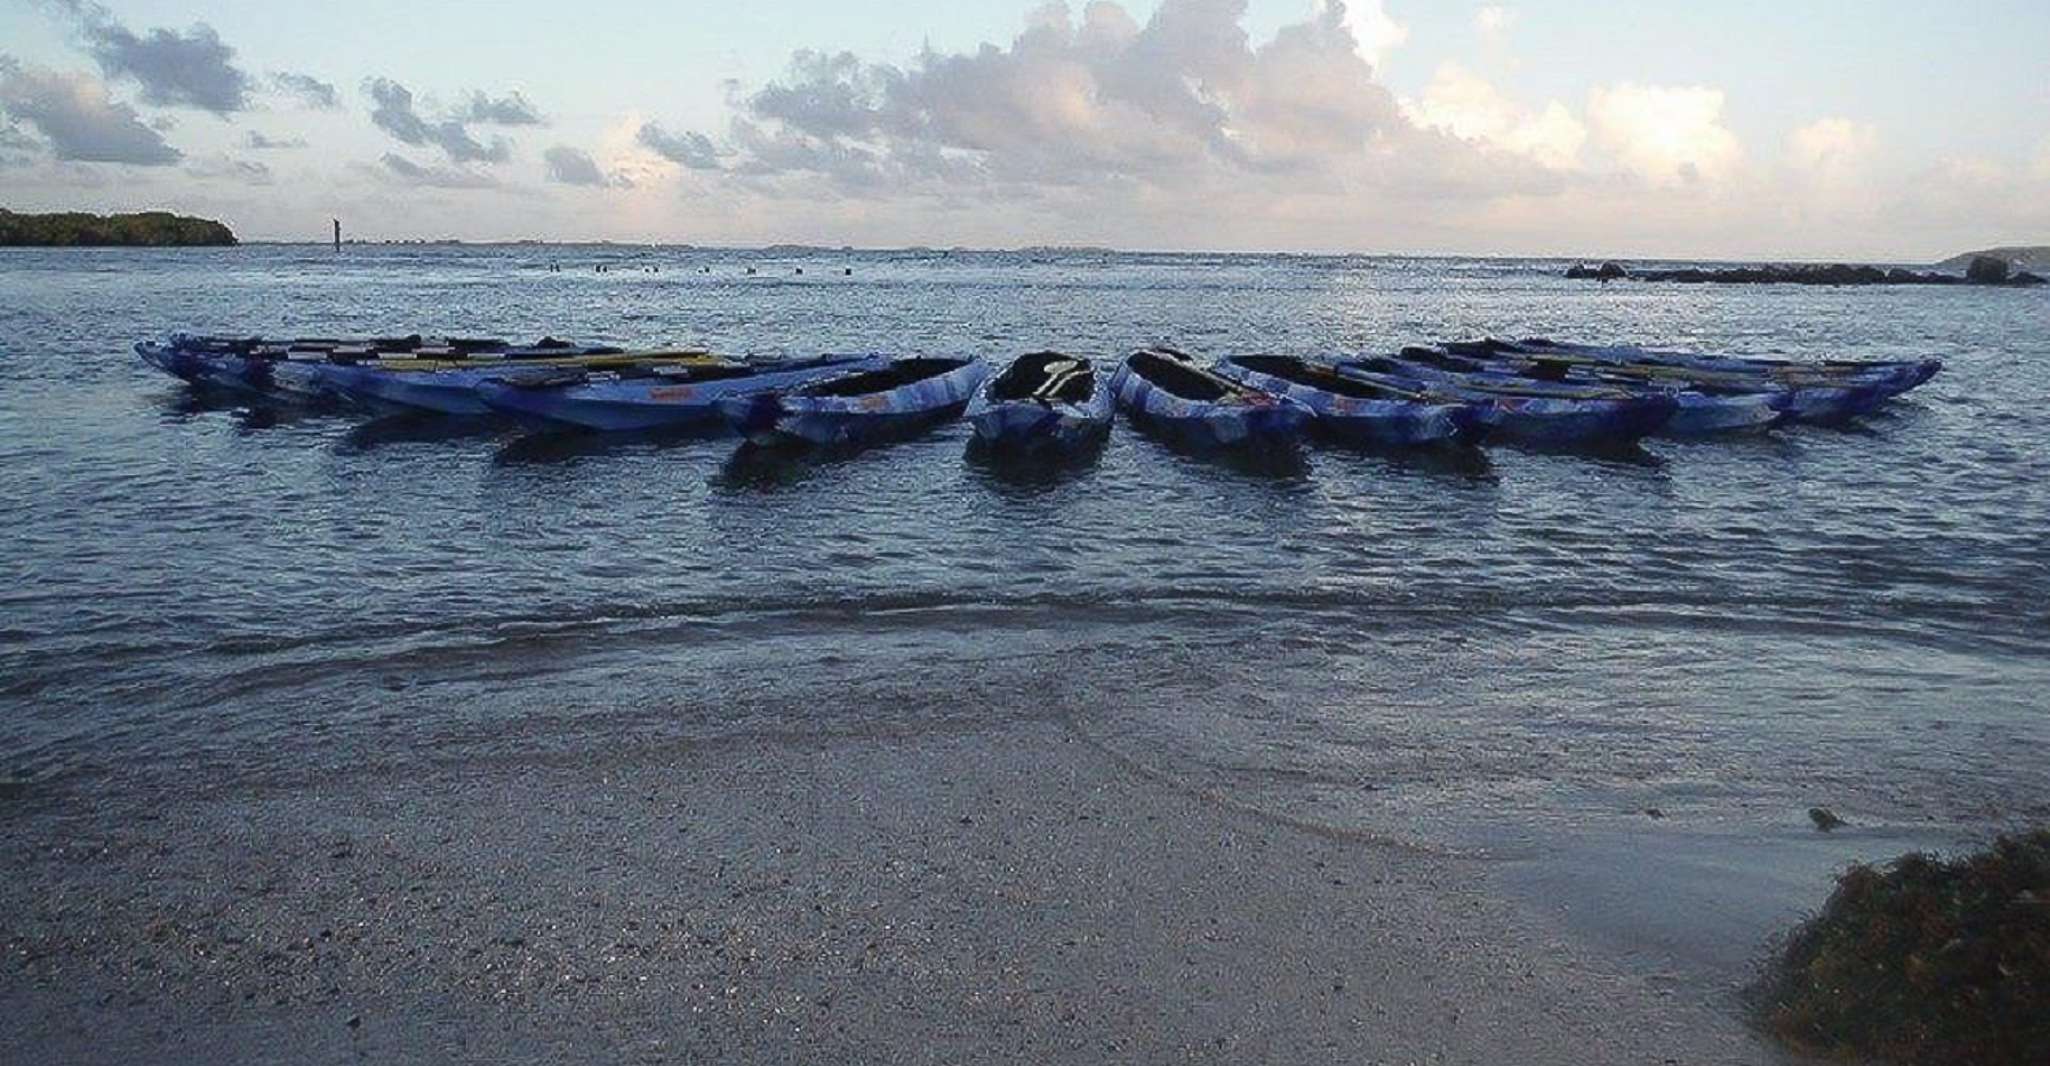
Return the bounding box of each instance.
[0,208,237,247]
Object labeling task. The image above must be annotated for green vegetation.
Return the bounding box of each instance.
[1757,830,2050,1064]
[0,208,236,246]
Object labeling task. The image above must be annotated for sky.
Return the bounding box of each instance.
[2,0,2047,258]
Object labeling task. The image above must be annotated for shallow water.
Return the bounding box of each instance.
[3,246,2046,874]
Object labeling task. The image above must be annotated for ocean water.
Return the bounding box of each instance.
[3,245,2047,867]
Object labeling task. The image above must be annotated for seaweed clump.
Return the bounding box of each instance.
[1757,830,2050,1064]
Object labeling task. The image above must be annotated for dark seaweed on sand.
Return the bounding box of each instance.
[1755,830,2050,1064]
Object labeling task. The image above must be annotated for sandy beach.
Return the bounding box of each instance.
[0,718,1787,1064]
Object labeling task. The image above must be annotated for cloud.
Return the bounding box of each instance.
[187,154,272,185]
[461,90,542,126]
[243,130,307,150]
[708,1,1441,190]
[543,144,629,187]
[0,60,181,164]
[1404,62,1584,170]
[271,71,338,110]
[1587,83,1741,185]
[378,152,497,188]
[615,0,1573,251]
[363,77,511,163]
[1474,5,1515,36]
[1333,0,1407,69]
[0,120,39,165]
[1776,117,1881,222]
[1787,117,1876,177]
[56,1,253,114]
[636,122,723,169]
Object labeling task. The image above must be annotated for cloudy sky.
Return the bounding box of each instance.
[3,0,2046,258]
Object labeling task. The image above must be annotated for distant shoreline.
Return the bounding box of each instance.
[0,209,235,247]
[6,230,2041,273]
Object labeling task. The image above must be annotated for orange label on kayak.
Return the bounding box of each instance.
[648,386,696,401]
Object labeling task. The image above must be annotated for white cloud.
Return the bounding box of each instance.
[1475,5,1515,36]
[0,60,181,165]
[1787,117,1875,172]
[1768,117,1882,229]
[1403,62,1585,170]
[1327,0,1407,69]
[1786,117,1876,197]
[1587,83,1742,185]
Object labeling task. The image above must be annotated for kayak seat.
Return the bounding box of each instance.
[991,351,1095,404]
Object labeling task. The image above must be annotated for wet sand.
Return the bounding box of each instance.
[2,720,1784,1064]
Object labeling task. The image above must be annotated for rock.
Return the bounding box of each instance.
[346,1014,362,1029]
[1565,262,1628,280]
[1644,807,1665,819]
[1809,807,1846,832]
[1567,259,2022,286]
[1966,255,2012,284]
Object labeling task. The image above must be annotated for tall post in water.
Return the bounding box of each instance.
[332,218,340,251]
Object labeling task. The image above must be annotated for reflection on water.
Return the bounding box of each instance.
[1122,418,1315,482]
[962,435,1108,495]
[1,244,2046,862]
[492,424,724,466]
[339,412,509,451]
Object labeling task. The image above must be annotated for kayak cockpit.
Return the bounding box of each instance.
[1128,348,1265,403]
[798,357,973,397]
[988,351,1095,404]
[1228,355,1429,400]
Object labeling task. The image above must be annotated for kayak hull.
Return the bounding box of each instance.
[718,358,989,447]
[1457,338,1942,402]
[965,400,1113,450]
[963,358,1114,451]
[310,364,501,415]
[1338,361,1677,445]
[1109,358,1312,449]
[1662,389,1787,434]
[1212,358,1486,447]
[475,356,888,432]
[1479,393,1679,444]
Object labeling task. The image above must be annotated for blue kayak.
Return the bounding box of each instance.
[963,352,1114,450]
[136,339,209,382]
[1447,337,1940,406]
[134,334,743,416]
[1111,348,1312,448]
[139,333,553,388]
[1435,341,1910,424]
[1391,347,1785,435]
[1212,354,1487,446]
[1338,356,1677,445]
[718,356,989,447]
[137,334,631,409]
[476,355,889,432]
